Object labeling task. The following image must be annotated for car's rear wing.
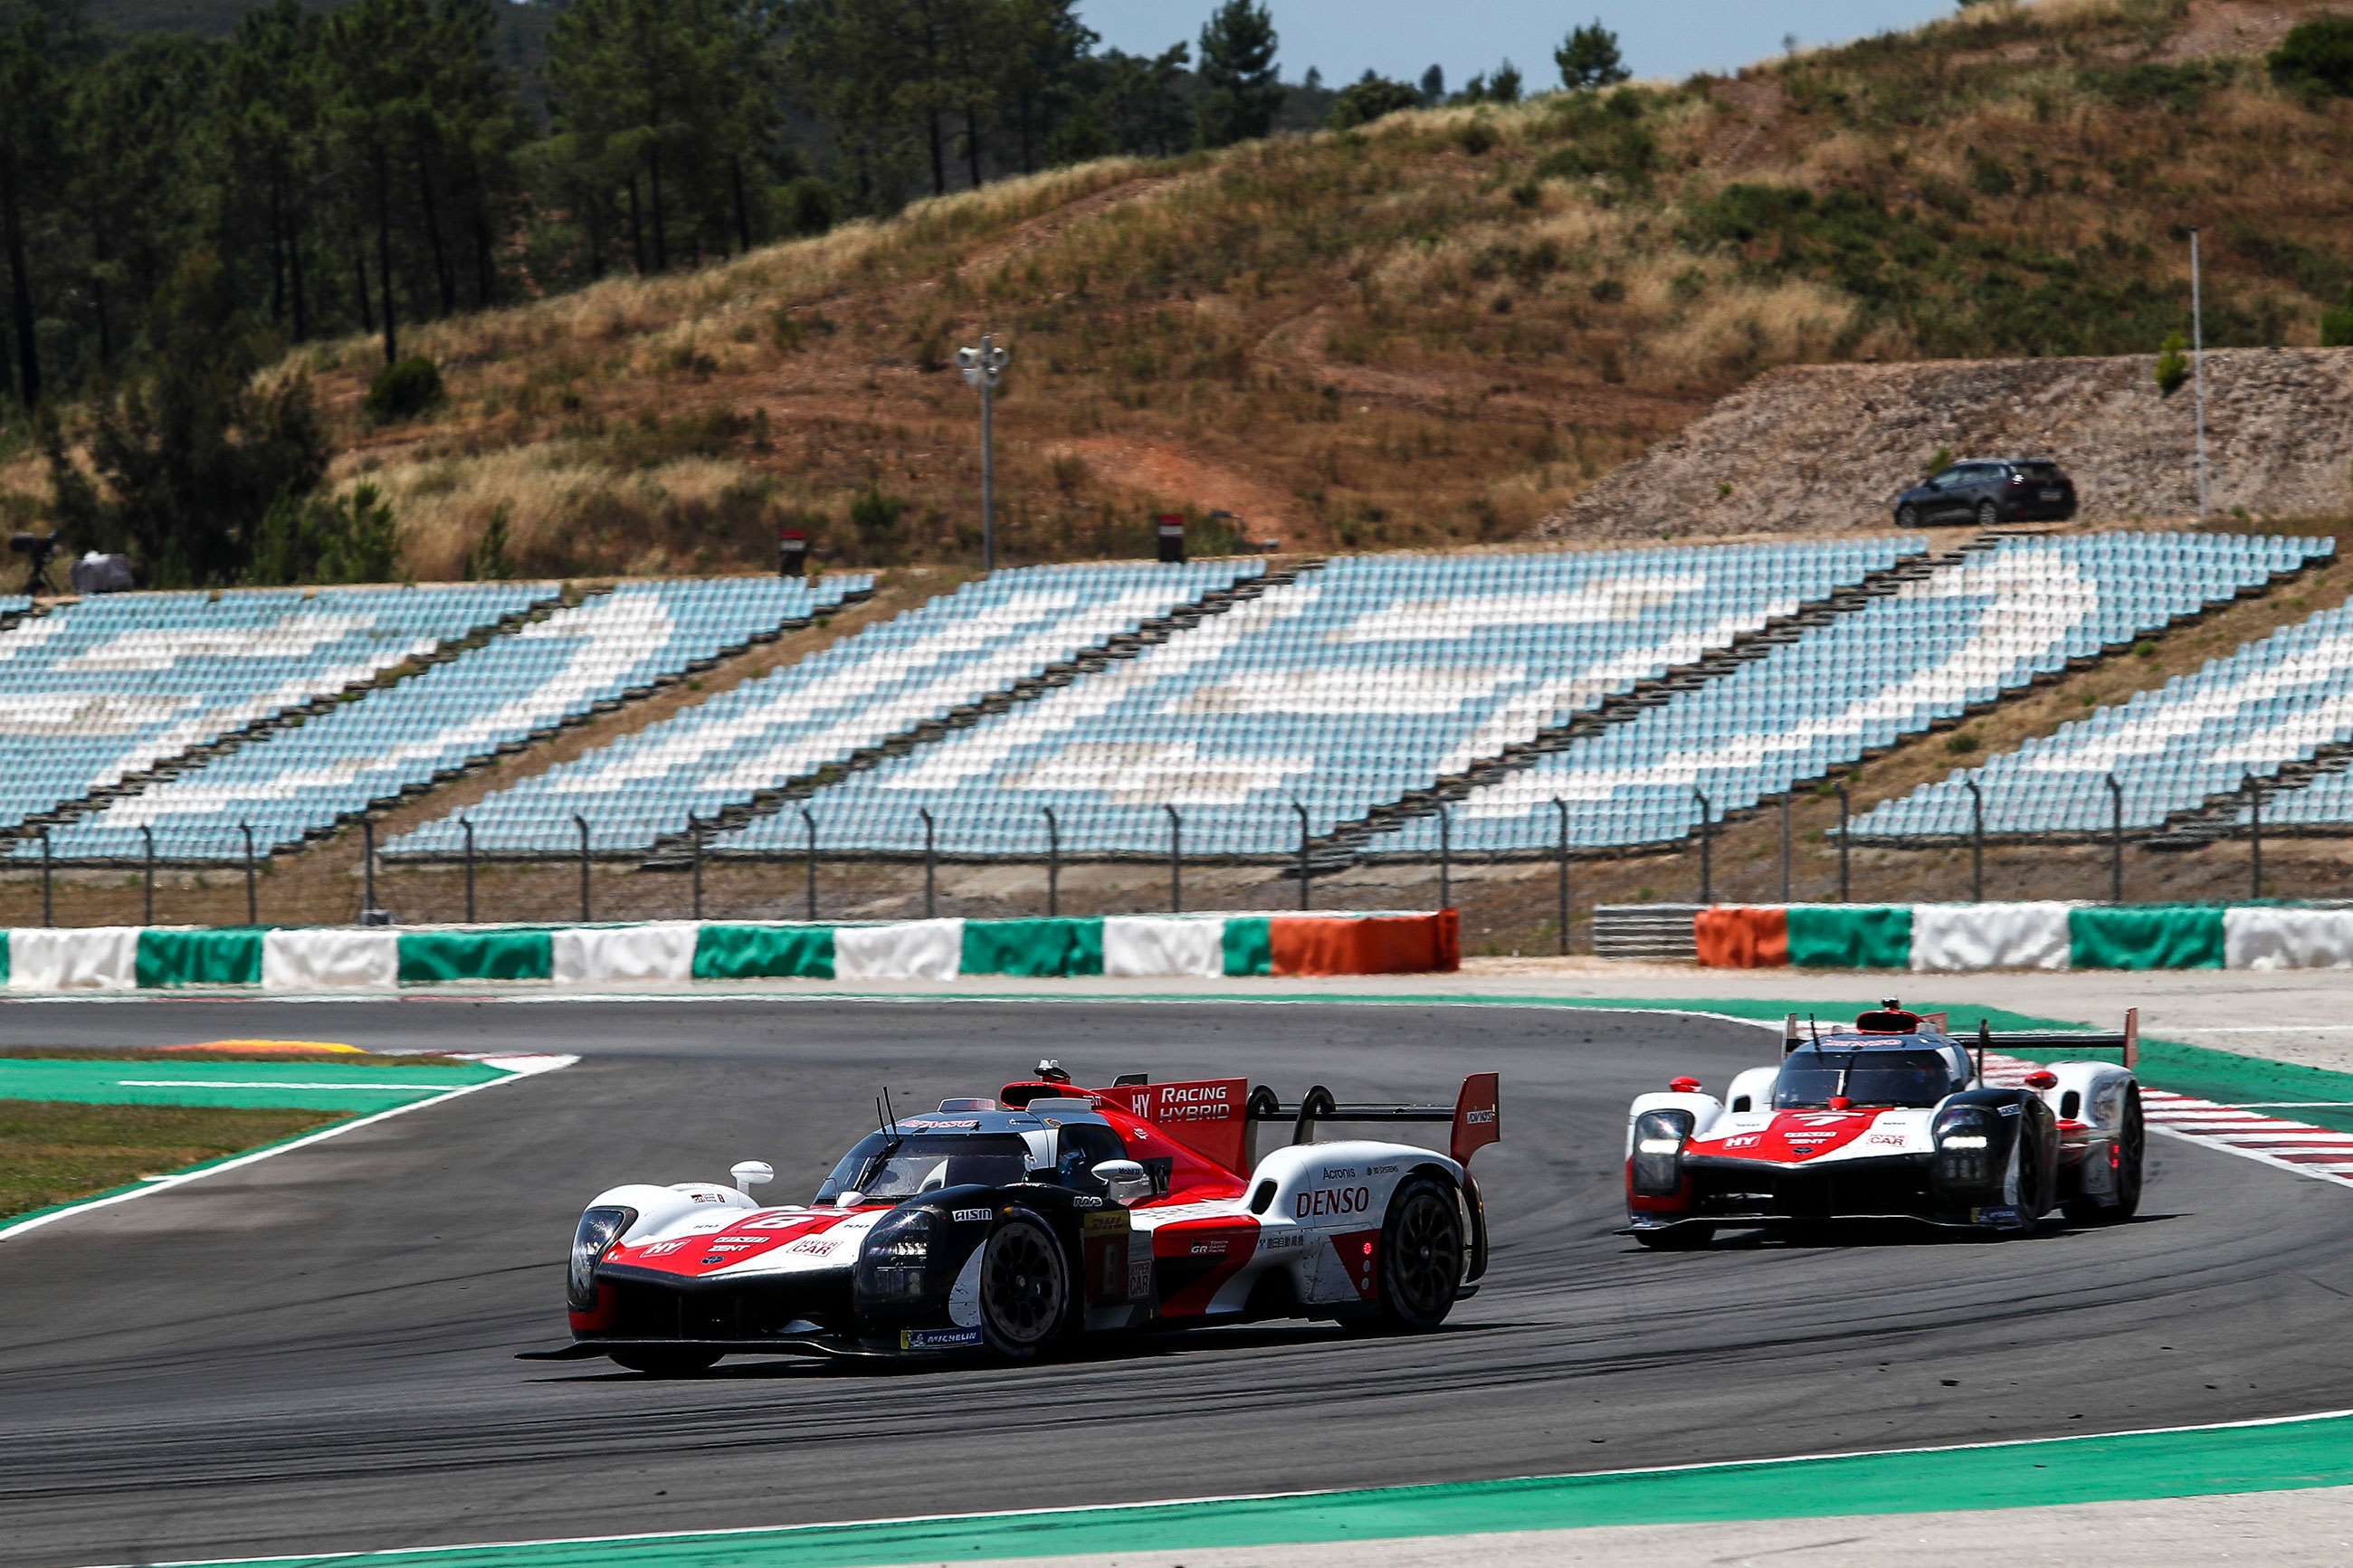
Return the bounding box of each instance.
[1968,1009,2139,1077]
[1243,1072,1500,1167]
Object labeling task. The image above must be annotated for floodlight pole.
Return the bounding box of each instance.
[2191,227,2209,521]
[957,334,1012,572]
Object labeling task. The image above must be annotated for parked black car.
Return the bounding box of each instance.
[1893,458,2078,527]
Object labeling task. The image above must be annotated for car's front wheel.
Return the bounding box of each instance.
[609,1347,722,1376]
[1897,503,1920,528]
[1977,499,1999,527]
[978,1209,1072,1359]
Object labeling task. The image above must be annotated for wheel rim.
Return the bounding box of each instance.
[1391,1192,1460,1317]
[984,1224,1061,1346]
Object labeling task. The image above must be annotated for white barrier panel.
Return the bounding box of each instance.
[262,928,399,992]
[1910,902,2072,972]
[834,918,964,981]
[553,923,697,984]
[1102,917,1225,979]
[7,927,140,992]
[2224,908,2353,971]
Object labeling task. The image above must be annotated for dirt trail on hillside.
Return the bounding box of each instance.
[1538,347,2353,541]
[1060,438,1310,545]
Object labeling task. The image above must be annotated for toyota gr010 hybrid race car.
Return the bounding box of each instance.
[1622,1003,2144,1247]
[523,1064,1500,1372]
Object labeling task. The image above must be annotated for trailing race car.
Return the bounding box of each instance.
[525,1064,1500,1373]
[1622,1003,2143,1247]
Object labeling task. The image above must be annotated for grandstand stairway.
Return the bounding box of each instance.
[0,586,566,847]
[643,559,1327,858]
[1300,540,1974,869]
[2140,749,2353,850]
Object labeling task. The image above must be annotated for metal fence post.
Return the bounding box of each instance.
[919,808,938,918]
[1043,806,1060,917]
[1437,804,1453,911]
[461,818,477,924]
[2246,774,2263,900]
[800,807,818,921]
[1778,794,1793,904]
[1552,798,1569,956]
[1693,789,1713,906]
[241,822,259,926]
[40,827,52,927]
[2106,774,2124,905]
[361,818,377,921]
[1964,779,1985,902]
[690,815,704,920]
[1165,804,1183,915]
[1293,802,1311,912]
[141,826,156,926]
[574,813,592,923]
[1835,784,1852,903]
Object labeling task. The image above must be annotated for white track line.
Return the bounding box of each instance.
[0,1053,574,1245]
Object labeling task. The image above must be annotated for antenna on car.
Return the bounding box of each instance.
[1976,1019,1991,1087]
[882,1086,900,1135]
[1808,1014,1822,1045]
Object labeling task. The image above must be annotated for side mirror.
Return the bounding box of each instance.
[1094,1159,1153,1209]
[730,1160,775,1196]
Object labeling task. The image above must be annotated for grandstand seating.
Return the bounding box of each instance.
[709,540,1923,859]
[386,561,1265,855]
[2235,768,2353,831]
[1375,531,2330,855]
[0,595,30,622]
[0,584,556,837]
[17,576,869,861]
[1852,587,2353,841]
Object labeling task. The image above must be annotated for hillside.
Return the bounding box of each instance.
[24,0,2349,579]
[1543,346,2353,539]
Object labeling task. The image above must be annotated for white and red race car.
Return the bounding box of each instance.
[527,1064,1500,1373]
[1623,1003,2145,1246]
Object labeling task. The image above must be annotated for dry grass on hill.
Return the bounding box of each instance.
[38,0,2320,581]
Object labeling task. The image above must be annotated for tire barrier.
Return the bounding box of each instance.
[0,911,1461,992]
[1691,902,2346,971]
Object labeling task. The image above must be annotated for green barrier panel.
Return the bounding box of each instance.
[134,928,264,989]
[692,924,835,980]
[1785,906,1912,970]
[959,918,1105,977]
[396,928,556,984]
[0,930,8,986]
[1222,917,1272,977]
[2068,905,2225,971]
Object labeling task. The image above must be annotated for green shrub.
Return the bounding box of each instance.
[247,482,402,585]
[1944,731,1980,756]
[468,504,513,581]
[2322,288,2353,348]
[2154,331,2189,396]
[1453,117,1499,157]
[1924,445,1953,477]
[1328,75,1422,130]
[363,356,444,426]
[848,482,905,539]
[2271,17,2353,99]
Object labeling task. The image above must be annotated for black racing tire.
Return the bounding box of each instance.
[1897,504,1920,528]
[2005,1098,2060,1233]
[1345,1175,1464,1335]
[1977,499,1999,528]
[2065,1086,2144,1225]
[1634,1224,1715,1250]
[609,1347,722,1376]
[977,1208,1073,1360]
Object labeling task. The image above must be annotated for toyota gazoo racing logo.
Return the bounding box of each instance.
[1295,1184,1373,1220]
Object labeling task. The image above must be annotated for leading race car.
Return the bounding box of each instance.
[525,1064,1500,1373]
[1623,1003,2144,1247]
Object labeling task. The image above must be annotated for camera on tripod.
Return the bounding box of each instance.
[8,531,59,595]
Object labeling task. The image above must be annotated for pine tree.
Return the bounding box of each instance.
[1557,19,1629,91]
[0,0,87,408]
[1196,0,1281,147]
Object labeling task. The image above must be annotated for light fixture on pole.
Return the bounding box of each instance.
[2190,227,2209,521]
[957,334,1012,572]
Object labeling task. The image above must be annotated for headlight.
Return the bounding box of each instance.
[1939,1134,1988,1150]
[1932,1109,1996,1190]
[568,1205,634,1311]
[857,1207,937,1298]
[1631,1109,1693,1196]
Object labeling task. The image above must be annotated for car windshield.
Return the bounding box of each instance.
[813,1132,1033,1203]
[1773,1048,1958,1109]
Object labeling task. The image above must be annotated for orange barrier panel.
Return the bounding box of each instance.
[1694,906,1790,968]
[1270,911,1460,976]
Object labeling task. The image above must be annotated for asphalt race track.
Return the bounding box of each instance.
[7,999,2353,1567]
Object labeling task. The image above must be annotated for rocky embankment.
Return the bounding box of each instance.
[1538,347,2353,540]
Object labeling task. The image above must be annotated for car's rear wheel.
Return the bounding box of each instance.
[978,1209,1072,1359]
[2065,1086,2144,1225]
[1897,504,1920,528]
[1634,1224,1714,1250]
[1346,1175,1463,1334]
[609,1347,722,1376]
[1977,499,1999,527]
